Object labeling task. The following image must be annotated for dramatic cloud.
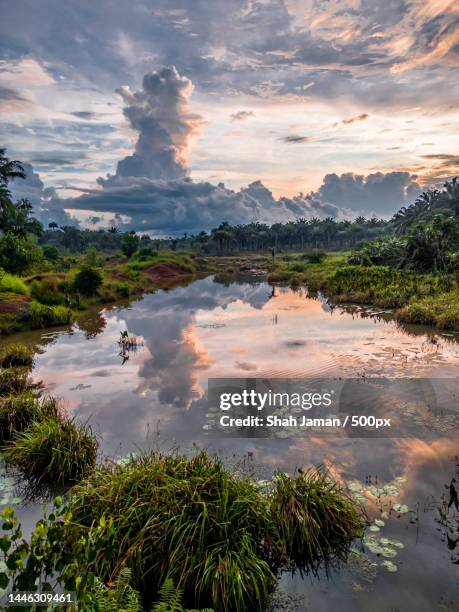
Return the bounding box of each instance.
[230,110,254,122]
[310,172,421,216]
[10,163,76,227]
[104,66,204,183]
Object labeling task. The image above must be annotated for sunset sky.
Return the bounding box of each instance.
[1,0,458,234]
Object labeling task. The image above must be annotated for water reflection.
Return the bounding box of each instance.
[1,275,458,611]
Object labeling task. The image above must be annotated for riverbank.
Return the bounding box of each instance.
[264,252,459,332]
[0,252,215,336]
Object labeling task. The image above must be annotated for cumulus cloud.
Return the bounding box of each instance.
[310,172,421,216]
[10,163,77,227]
[230,110,254,122]
[103,66,204,184]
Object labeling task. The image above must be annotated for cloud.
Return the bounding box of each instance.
[230,110,254,122]
[279,135,309,143]
[310,171,421,216]
[70,111,97,120]
[9,162,77,227]
[341,113,369,125]
[103,66,204,183]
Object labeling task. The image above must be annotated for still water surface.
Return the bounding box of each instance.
[2,275,459,611]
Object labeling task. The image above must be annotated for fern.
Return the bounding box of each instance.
[89,567,143,612]
[151,577,214,612]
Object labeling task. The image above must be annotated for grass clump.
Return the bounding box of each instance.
[66,453,364,611]
[268,469,363,568]
[30,278,64,305]
[0,368,38,397]
[27,300,72,328]
[0,272,29,295]
[4,418,98,486]
[0,392,59,444]
[0,343,33,368]
[68,451,274,612]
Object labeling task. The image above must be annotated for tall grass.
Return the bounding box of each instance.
[0,392,60,445]
[28,301,72,328]
[0,368,39,397]
[268,469,363,568]
[0,343,34,368]
[67,452,364,611]
[68,451,274,612]
[0,272,29,295]
[4,418,98,486]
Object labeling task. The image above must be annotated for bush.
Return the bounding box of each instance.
[301,250,326,264]
[0,233,42,275]
[30,278,64,305]
[0,343,33,368]
[0,271,29,295]
[4,418,98,486]
[42,244,60,262]
[74,265,103,296]
[121,233,140,258]
[0,392,60,444]
[112,282,130,298]
[27,301,72,328]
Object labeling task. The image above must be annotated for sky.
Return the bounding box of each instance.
[0,0,458,234]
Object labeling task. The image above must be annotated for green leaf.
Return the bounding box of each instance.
[0,572,8,589]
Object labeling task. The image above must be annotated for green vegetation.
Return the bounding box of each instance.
[0,392,60,444]
[3,417,97,486]
[0,343,33,368]
[27,301,73,328]
[0,454,363,612]
[74,265,103,296]
[0,272,29,295]
[269,469,363,567]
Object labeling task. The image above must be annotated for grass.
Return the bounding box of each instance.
[397,290,459,330]
[27,301,73,328]
[4,417,98,486]
[269,252,459,331]
[268,469,363,568]
[0,272,29,295]
[0,392,60,444]
[0,368,39,397]
[67,452,364,611]
[0,343,34,368]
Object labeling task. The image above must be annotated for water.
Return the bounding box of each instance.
[1,275,459,610]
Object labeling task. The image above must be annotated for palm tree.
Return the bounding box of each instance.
[0,148,25,186]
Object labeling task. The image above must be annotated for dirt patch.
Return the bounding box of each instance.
[145,263,190,282]
[0,295,31,313]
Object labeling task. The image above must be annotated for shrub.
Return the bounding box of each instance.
[0,392,60,444]
[74,265,103,296]
[30,278,64,305]
[112,282,130,298]
[0,271,29,295]
[27,301,72,328]
[301,251,326,264]
[42,244,60,262]
[4,418,98,486]
[121,233,140,258]
[0,343,33,368]
[0,233,42,275]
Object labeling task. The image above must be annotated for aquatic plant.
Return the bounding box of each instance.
[0,392,60,444]
[4,418,98,486]
[268,469,364,567]
[0,343,33,368]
